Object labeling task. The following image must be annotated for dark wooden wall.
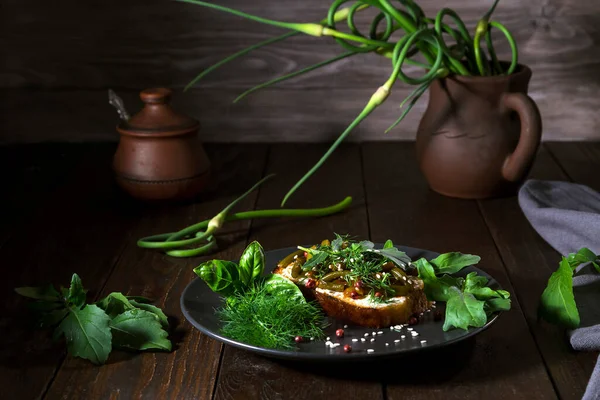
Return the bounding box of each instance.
[2,0,600,143]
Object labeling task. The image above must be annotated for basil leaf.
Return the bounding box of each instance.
[126,296,153,304]
[566,248,598,271]
[302,251,329,271]
[262,274,305,302]
[239,241,265,285]
[430,253,481,275]
[110,309,171,352]
[485,298,511,316]
[443,287,487,331]
[539,257,580,329]
[54,304,112,365]
[593,262,600,274]
[65,274,87,308]
[194,260,240,297]
[15,284,60,301]
[96,292,135,318]
[383,240,394,249]
[129,300,169,329]
[462,272,509,300]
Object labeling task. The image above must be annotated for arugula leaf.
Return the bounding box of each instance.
[15,284,60,301]
[65,274,87,308]
[463,272,510,300]
[358,240,375,250]
[566,248,598,271]
[110,309,171,352]
[375,247,411,266]
[484,298,511,316]
[331,234,344,251]
[443,287,487,331]
[539,257,580,329]
[430,253,481,275]
[262,274,305,302]
[415,258,460,301]
[96,292,135,318]
[54,304,112,365]
[383,240,394,249]
[129,300,169,329]
[239,241,265,284]
[302,251,329,271]
[194,260,240,297]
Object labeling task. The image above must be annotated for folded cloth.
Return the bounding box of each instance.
[519,179,600,400]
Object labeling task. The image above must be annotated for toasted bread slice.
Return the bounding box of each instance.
[273,259,431,329]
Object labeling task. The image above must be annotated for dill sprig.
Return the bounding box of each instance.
[216,284,327,350]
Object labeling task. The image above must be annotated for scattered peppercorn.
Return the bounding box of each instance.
[374,291,383,298]
[295,336,303,343]
[408,316,418,326]
[305,279,316,289]
[343,344,352,353]
[336,329,344,338]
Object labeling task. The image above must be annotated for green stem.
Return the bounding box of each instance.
[137,197,353,254]
[280,85,391,206]
[489,21,518,75]
[233,51,357,103]
[485,28,502,75]
[184,32,297,91]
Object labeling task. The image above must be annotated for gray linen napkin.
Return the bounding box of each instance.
[518,179,600,400]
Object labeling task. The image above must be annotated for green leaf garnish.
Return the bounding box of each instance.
[110,309,172,352]
[239,241,266,283]
[54,304,112,365]
[16,274,172,364]
[430,252,481,275]
[443,287,487,331]
[539,257,580,329]
[193,259,241,296]
[383,239,394,249]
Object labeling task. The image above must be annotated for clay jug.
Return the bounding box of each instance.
[113,88,211,202]
[415,63,542,199]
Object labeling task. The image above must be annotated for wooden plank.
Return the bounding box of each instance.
[545,142,600,191]
[2,0,600,143]
[43,144,269,400]
[361,142,558,399]
[0,143,141,400]
[2,86,595,146]
[212,143,382,400]
[0,143,84,246]
[477,145,598,400]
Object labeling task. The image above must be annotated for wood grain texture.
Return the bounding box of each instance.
[476,145,598,400]
[362,142,558,399]
[545,142,600,191]
[0,143,140,400]
[2,0,600,142]
[212,143,383,400]
[43,144,269,400]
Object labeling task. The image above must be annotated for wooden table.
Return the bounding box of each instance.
[2,141,599,400]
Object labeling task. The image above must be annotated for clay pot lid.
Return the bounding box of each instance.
[117,88,198,136]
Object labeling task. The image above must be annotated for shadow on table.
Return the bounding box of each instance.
[272,337,475,385]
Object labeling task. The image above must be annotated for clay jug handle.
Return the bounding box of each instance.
[500,92,542,182]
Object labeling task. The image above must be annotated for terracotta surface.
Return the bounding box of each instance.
[113,88,211,201]
[415,63,542,199]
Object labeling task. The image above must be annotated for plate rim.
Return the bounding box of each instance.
[180,244,504,361]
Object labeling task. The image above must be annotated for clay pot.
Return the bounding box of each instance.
[415,63,542,199]
[113,88,211,202]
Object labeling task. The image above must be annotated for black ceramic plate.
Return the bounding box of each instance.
[180,245,504,361]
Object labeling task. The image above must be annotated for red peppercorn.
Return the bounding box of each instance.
[303,252,308,258]
[374,291,383,298]
[336,329,344,338]
[343,344,352,353]
[305,279,316,289]
[354,280,364,289]
[408,316,418,326]
[350,291,360,299]
[295,336,303,343]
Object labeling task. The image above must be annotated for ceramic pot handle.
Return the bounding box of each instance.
[500,92,542,182]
